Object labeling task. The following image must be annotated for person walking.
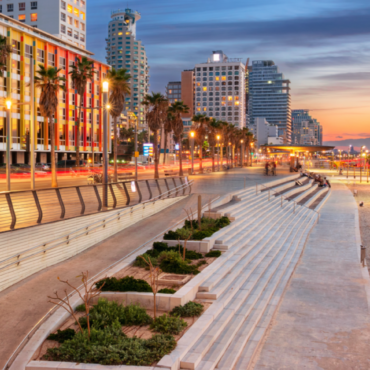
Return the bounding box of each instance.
[272,161,277,176]
[265,161,269,175]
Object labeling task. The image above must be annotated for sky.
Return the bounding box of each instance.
[87,0,370,142]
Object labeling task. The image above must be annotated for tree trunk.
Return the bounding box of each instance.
[154,130,159,179]
[163,131,167,165]
[113,116,118,182]
[220,143,223,169]
[76,97,82,171]
[199,140,203,173]
[212,146,215,172]
[50,116,58,188]
[179,138,183,177]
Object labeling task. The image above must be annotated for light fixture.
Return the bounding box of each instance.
[217,135,220,140]
[106,104,111,110]
[190,131,195,138]
[5,99,12,110]
[102,81,109,92]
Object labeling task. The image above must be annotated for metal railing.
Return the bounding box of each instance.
[1,180,207,370]
[0,176,191,233]
[257,183,320,217]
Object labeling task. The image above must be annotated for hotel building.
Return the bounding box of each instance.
[0,0,87,49]
[105,9,149,129]
[0,14,110,165]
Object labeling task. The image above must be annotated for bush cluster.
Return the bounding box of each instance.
[96,276,153,293]
[170,302,204,317]
[205,250,222,258]
[47,328,75,343]
[150,314,187,335]
[163,216,230,241]
[158,288,176,294]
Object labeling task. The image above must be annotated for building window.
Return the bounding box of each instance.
[67,28,72,37]
[61,13,66,21]
[19,2,26,11]
[30,13,37,22]
[67,4,73,13]
[59,57,66,70]
[25,44,33,58]
[7,4,14,12]
[61,24,66,34]
[37,48,44,63]
[67,16,72,25]
[74,8,79,17]
[81,23,85,31]
[60,108,66,120]
[80,11,85,20]
[48,53,55,66]
[18,14,26,22]
[74,19,79,28]
[61,1,66,10]
[31,1,37,9]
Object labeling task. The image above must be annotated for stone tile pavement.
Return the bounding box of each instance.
[252,183,370,370]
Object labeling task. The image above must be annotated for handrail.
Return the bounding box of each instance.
[257,182,320,216]
[2,189,217,370]
[0,180,194,272]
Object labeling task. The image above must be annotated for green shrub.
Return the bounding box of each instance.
[205,250,222,258]
[96,276,152,293]
[158,288,176,294]
[153,242,170,253]
[215,216,231,228]
[44,323,176,365]
[196,260,207,267]
[133,253,158,269]
[170,302,204,317]
[75,303,86,312]
[163,230,179,241]
[79,299,152,329]
[158,251,200,275]
[47,328,75,343]
[184,250,203,260]
[150,314,187,335]
[192,229,215,240]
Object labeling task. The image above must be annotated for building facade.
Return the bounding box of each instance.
[166,81,181,104]
[194,51,246,128]
[248,60,291,142]
[0,0,86,48]
[0,14,110,165]
[105,9,149,130]
[292,109,322,145]
[248,117,279,148]
[181,70,194,119]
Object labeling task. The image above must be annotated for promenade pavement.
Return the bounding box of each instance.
[0,166,290,369]
[252,183,370,369]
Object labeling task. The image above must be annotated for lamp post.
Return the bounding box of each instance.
[250,142,254,167]
[102,80,109,207]
[217,135,220,171]
[5,99,12,191]
[240,139,244,167]
[190,131,195,175]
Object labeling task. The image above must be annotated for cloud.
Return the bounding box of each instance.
[336,136,343,138]
[343,133,370,137]
[316,72,370,81]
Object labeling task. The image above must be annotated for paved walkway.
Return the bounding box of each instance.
[253,183,370,369]
[0,167,291,369]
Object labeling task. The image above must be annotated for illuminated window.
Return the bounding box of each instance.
[203,87,207,91]
[126,32,130,35]
[67,4,73,13]
[222,76,226,81]
[118,32,123,35]
[222,97,226,101]
[203,107,207,111]
[197,102,200,106]
[74,7,79,17]
[235,101,240,106]
[74,19,79,28]
[228,96,232,101]
[80,11,85,20]
[197,107,201,111]
[221,102,225,106]
[197,82,200,86]
[18,14,26,22]
[235,96,239,101]
[215,77,219,81]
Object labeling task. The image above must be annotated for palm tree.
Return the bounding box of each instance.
[69,56,94,170]
[106,68,131,182]
[143,92,168,179]
[191,114,209,173]
[0,36,12,72]
[162,112,174,165]
[35,65,66,188]
[207,118,221,172]
[168,101,189,176]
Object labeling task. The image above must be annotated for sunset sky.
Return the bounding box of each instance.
[88,0,370,142]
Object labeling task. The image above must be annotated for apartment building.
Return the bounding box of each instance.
[0,0,86,48]
[0,14,110,165]
[249,60,291,142]
[292,109,323,145]
[166,81,181,104]
[194,51,246,128]
[105,8,149,129]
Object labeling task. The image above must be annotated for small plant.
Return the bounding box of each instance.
[133,253,158,269]
[96,276,152,293]
[158,250,200,275]
[150,314,187,335]
[158,288,176,294]
[184,250,203,260]
[47,328,75,343]
[205,250,222,258]
[75,303,86,312]
[79,299,152,329]
[170,301,204,317]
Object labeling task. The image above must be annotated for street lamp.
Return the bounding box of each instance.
[102,80,109,207]
[240,139,244,167]
[217,135,220,171]
[5,99,12,191]
[190,131,195,174]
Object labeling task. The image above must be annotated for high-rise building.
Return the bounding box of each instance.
[194,51,246,128]
[166,81,181,104]
[292,110,322,145]
[249,60,291,142]
[181,70,195,119]
[0,13,109,165]
[105,9,149,129]
[1,0,87,49]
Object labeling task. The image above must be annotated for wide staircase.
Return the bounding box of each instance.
[158,176,330,370]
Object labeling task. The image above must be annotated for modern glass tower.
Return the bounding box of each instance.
[105,9,149,129]
[249,60,291,142]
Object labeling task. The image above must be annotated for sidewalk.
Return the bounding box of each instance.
[252,183,370,369]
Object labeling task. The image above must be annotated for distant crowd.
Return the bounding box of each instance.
[265,161,277,176]
[301,171,331,188]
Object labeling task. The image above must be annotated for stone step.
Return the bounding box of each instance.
[231,216,317,370]
[194,213,316,370]
[197,205,305,297]
[180,208,312,370]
